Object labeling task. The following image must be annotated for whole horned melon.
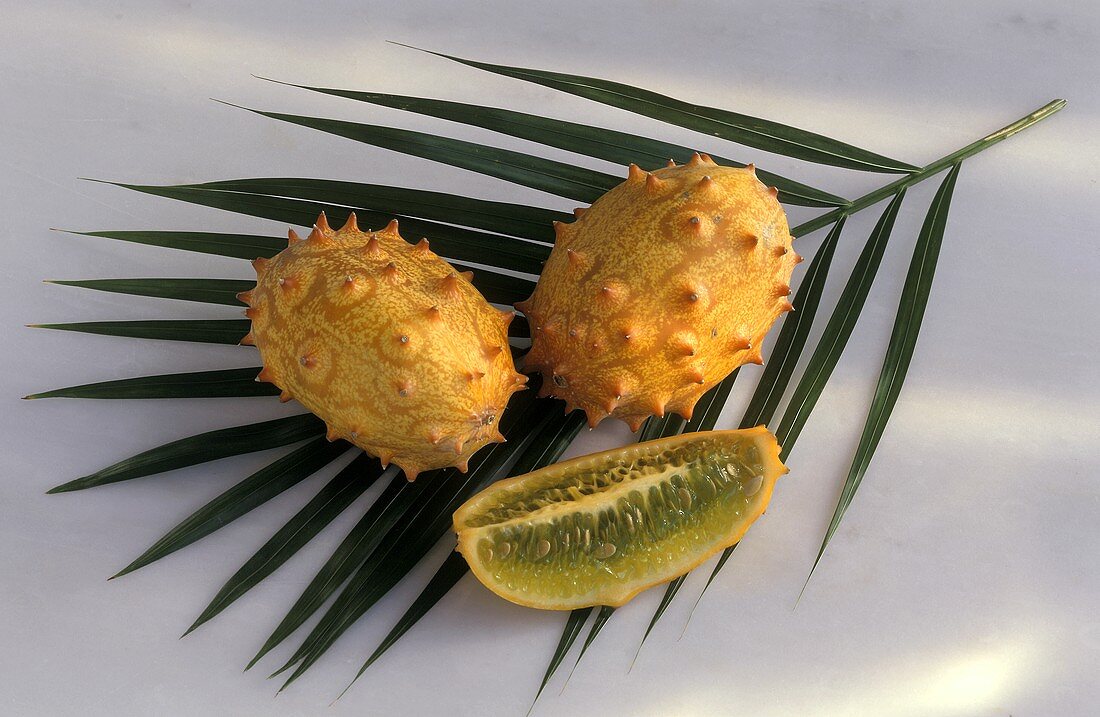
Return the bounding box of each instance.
[240,213,527,480]
[517,153,799,431]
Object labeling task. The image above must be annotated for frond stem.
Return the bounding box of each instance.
[791,99,1065,238]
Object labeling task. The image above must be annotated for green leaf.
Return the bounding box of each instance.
[101,181,549,275]
[185,453,382,636]
[775,190,908,458]
[569,605,615,679]
[29,319,251,345]
[59,229,285,260]
[272,81,847,208]
[683,370,740,433]
[355,551,470,674]
[31,317,522,350]
[564,378,729,684]
[353,411,587,676]
[805,163,962,588]
[111,438,351,579]
[626,378,739,664]
[409,46,918,173]
[636,575,687,658]
[790,99,1065,238]
[636,413,686,442]
[740,218,847,430]
[47,414,324,493]
[697,542,739,598]
[221,104,620,203]
[47,278,254,306]
[698,218,846,596]
[25,367,277,400]
[246,469,431,670]
[276,391,550,689]
[531,607,592,708]
[190,177,567,243]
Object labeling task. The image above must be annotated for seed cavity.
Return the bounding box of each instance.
[536,538,551,559]
[497,542,512,558]
[678,487,693,510]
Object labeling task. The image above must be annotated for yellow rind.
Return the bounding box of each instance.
[518,156,798,430]
[454,427,787,610]
[242,213,526,480]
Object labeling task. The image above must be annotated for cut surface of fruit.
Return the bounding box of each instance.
[453,427,787,610]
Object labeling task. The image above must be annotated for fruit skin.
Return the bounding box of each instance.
[453,427,788,610]
[239,212,527,480]
[517,153,800,431]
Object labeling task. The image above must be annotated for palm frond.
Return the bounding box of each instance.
[25,367,276,400]
[740,218,846,428]
[268,80,847,208]
[185,453,384,636]
[245,469,426,670]
[541,370,741,693]
[776,191,907,456]
[46,278,253,306]
[97,181,549,275]
[804,163,962,589]
[695,218,846,596]
[403,45,919,173]
[111,438,352,579]
[190,177,565,243]
[30,318,251,345]
[36,47,1066,705]
[531,607,593,708]
[791,99,1065,238]
[60,229,285,260]
[219,104,618,203]
[48,414,323,493]
[275,391,551,689]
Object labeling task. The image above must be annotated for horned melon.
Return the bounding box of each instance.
[517,154,799,430]
[239,212,527,479]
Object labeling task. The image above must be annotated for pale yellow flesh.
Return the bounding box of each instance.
[454,428,787,610]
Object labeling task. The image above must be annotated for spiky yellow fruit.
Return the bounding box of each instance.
[517,153,799,431]
[240,213,527,480]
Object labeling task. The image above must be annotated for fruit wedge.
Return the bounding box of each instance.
[453,427,787,610]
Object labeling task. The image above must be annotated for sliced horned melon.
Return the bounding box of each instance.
[453,427,787,610]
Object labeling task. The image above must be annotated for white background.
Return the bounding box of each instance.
[2,1,1097,715]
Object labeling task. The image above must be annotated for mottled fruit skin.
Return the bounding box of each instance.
[240,213,527,480]
[518,154,799,431]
